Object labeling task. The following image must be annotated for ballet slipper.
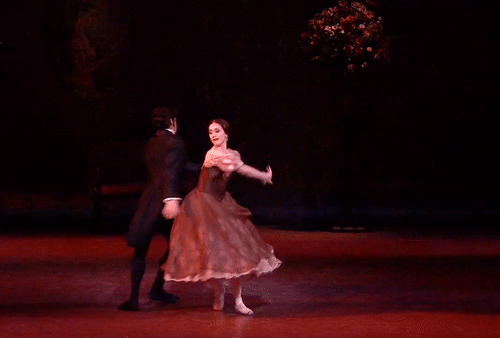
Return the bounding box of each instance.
[234,298,253,315]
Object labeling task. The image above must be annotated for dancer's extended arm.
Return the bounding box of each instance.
[236,165,273,185]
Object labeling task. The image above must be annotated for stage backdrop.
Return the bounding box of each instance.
[0,0,498,225]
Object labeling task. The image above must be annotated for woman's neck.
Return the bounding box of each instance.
[213,143,228,152]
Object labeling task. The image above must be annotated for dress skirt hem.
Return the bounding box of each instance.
[164,255,281,283]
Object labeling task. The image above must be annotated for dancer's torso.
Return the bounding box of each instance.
[198,166,230,201]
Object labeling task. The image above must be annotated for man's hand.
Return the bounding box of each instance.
[162,199,180,219]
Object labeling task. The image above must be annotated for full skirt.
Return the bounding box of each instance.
[162,189,281,282]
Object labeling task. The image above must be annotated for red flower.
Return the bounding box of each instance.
[340,15,356,31]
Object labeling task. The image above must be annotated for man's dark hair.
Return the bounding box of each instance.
[71,1,95,22]
[151,107,178,130]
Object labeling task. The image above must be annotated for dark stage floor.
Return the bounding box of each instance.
[1,228,500,337]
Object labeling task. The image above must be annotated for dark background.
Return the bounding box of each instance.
[1,0,499,232]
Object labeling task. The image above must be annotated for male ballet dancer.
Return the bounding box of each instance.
[118,107,189,311]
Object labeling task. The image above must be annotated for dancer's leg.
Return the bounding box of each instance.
[130,249,147,302]
[232,278,253,315]
[150,248,179,303]
[151,249,168,291]
[210,279,225,311]
[118,246,148,311]
[150,219,178,303]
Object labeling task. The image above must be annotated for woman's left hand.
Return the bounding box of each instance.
[262,166,273,185]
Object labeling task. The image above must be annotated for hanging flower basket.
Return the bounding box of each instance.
[300,0,390,74]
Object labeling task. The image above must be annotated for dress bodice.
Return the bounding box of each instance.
[198,166,231,201]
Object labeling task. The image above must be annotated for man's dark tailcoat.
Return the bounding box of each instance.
[126,129,187,248]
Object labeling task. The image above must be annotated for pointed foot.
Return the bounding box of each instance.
[235,300,253,315]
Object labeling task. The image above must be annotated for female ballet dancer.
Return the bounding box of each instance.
[162,118,281,315]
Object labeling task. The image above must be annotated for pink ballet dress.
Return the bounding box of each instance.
[162,149,281,282]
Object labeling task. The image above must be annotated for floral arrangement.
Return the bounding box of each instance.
[300,0,390,74]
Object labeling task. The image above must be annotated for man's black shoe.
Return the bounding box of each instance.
[117,299,140,311]
[150,290,180,304]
